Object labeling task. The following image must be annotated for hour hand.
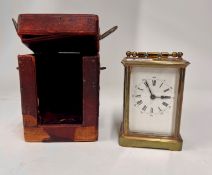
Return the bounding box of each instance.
[158,96,171,99]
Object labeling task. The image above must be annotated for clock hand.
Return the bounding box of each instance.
[161,96,171,99]
[144,80,153,95]
[144,80,156,99]
[155,96,171,99]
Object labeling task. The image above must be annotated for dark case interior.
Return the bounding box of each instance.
[17,14,99,126]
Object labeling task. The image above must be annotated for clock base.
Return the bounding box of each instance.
[119,123,183,151]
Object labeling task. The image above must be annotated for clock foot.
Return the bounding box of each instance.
[118,123,183,151]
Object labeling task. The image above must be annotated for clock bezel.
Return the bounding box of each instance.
[119,57,190,151]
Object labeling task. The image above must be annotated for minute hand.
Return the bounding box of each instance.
[144,81,153,95]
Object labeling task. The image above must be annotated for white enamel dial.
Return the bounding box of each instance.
[129,67,180,136]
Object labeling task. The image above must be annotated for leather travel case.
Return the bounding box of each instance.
[15,14,100,142]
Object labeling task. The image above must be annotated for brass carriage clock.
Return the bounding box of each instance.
[119,51,190,151]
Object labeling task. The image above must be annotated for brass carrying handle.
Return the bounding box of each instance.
[126,51,183,59]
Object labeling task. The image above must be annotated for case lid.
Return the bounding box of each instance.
[16,14,99,55]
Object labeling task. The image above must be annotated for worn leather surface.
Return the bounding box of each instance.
[17,14,99,54]
[17,14,100,141]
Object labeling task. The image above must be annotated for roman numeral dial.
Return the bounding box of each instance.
[129,66,181,136]
[132,77,174,116]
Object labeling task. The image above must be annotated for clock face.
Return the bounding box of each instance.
[129,67,180,136]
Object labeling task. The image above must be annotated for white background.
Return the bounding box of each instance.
[0,0,212,175]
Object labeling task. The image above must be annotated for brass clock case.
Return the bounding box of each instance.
[119,51,190,151]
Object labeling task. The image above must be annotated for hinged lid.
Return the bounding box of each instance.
[16,14,100,55]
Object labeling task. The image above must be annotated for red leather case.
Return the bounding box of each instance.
[16,14,100,142]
